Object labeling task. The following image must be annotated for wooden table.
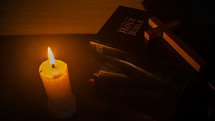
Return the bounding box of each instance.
[0,34,106,121]
[0,34,212,121]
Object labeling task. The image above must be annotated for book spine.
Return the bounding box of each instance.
[90,41,131,60]
[92,58,182,98]
[90,40,195,80]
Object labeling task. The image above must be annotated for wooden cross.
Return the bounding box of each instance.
[144,17,205,72]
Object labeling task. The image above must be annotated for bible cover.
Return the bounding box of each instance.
[92,6,194,71]
[95,6,150,55]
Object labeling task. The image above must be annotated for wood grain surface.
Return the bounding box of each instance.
[0,0,144,35]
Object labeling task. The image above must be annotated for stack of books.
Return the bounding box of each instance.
[90,6,204,121]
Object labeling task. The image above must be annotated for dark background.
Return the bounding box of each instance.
[0,0,214,121]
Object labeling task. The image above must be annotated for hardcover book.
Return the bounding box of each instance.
[94,6,150,55]
[91,6,195,76]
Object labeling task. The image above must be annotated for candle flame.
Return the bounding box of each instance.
[48,47,56,67]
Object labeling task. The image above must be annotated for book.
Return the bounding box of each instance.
[94,6,150,55]
[91,6,196,79]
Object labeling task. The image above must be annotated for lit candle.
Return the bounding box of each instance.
[39,47,76,118]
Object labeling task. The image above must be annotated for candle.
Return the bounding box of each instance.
[39,47,76,118]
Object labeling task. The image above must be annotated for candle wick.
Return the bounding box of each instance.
[51,64,55,68]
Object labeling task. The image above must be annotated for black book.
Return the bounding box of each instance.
[91,6,195,77]
[94,6,150,55]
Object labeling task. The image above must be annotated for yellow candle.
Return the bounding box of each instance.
[39,47,75,118]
